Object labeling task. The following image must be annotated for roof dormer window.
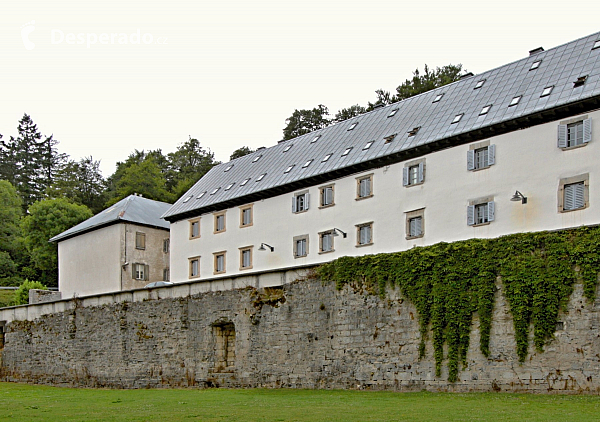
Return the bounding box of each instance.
[593,40,600,50]
[322,153,332,162]
[541,85,554,97]
[252,155,262,163]
[197,191,206,199]
[283,144,293,152]
[225,183,235,191]
[474,79,486,89]
[284,165,295,174]
[573,75,588,88]
[302,159,313,168]
[224,165,233,172]
[407,127,420,137]
[363,141,374,150]
[348,122,358,131]
[210,187,220,195]
[452,114,463,124]
[388,108,399,117]
[341,147,353,156]
[256,173,266,182]
[240,178,250,186]
[384,133,397,144]
[182,195,193,203]
[509,96,522,107]
[432,93,444,103]
[310,135,321,143]
[479,105,492,115]
[530,60,542,70]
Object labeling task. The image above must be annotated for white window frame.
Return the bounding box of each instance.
[293,235,309,258]
[356,222,373,247]
[467,141,495,171]
[319,231,334,253]
[319,184,334,208]
[133,263,148,281]
[403,159,425,187]
[356,174,373,200]
[405,208,425,240]
[558,117,591,149]
[292,191,310,213]
[467,197,495,226]
[558,173,589,213]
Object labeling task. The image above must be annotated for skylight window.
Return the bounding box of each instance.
[240,178,250,186]
[363,141,374,150]
[284,165,295,174]
[474,79,486,89]
[210,187,220,195]
[593,40,600,50]
[573,75,588,87]
[407,127,420,137]
[224,165,233,172]
[256,173,266,182]
[432,93,444,103]
[310,135,321,144]
[225,183,235,191]
[541,85,554,97]
[479,105,492,115]
[322,153,332,162]
[302,159,313,168]
[341,147,353,156]
[197,191,206,199]
[348,122,359,131]
[452,114,463,124]
[530,60,542,70]
[384,133,397,144]
[182,195,193,203]
[509,96,522,107]
[388,108,399,117]
[252,155,262,163]
[283,144,293,152]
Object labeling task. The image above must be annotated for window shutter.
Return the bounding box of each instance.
[467,205,475,226]
[558,124,568,148]
[467,150,475,171]
[305,193,310,210]
[487,202,495,222]
[583,118,592,143]
[402,167,409,186]
[132,264,136,279]
[417,163,424,183]
[144,265,149,281]
[564,184,574,210]
[574,183,585,209]
[415,217,422,236]
[292,196,297,213]
[487,145,495,166]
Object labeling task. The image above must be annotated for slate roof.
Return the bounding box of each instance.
[163,32,600,222]
[50,195,172,242]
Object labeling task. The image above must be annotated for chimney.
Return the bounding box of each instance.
[529,47,544,56]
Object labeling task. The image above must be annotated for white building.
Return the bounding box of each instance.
[51,195,172,298]
[162,33,600,283]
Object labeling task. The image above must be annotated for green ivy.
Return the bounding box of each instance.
[316,226,600,382]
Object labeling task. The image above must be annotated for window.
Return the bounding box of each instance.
[573,75,588,88]
[558,174,589,212]
[189,218,200,239]
[479,105,492,115]
[541,86,554,97]
[239,247,253,270]
[407,127,420,137]
[594,40,600,50]
[163,268,170,282]
[302,159,313,168]
[474,79,486,89]
[530,60,542,70]
[197,191,206,198]
[213,252,226,274]
[405,209,424,239]
[225,183,235,191]
[356,174,373,199]
[135,232,146,250]
[322,153,332,162]
[133,263,148,281]
[452,114,463,124]
[384,134,397,144]
[320,185,334,208]
[348,122,358,131]
[356,223,373,246]
[189,257,200,278]
[388,108,399,117]
[240,178,250,186]
[403,160,424,186]
[214,212,226,233]
[467,200,495,226]
[432,93,444,103]
[182,195,193,203]
[283,144,293,152]
[363,141,374,150]
[256,173,266,181]
[467,143,495,171]
[509,96,521,107]
[210,187,220,195]
[558,118,591,148]
[252,155,262,163]
[224,165,233,172]
[319,231,334,253]
[163,239,170,254]
[240,204,253,227]
[341,147,353,156]
[311,135,321,143]
[293,235,309,258]
[284,165,295,174]
[292,191,310,213]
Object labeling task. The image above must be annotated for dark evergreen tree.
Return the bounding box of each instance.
[282,105,330,140]
[167,137,219,198]
[333,105,367,123]
[229,146,255,161]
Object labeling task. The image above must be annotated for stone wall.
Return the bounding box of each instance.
[1,276,599,393]
[29,289,62,305]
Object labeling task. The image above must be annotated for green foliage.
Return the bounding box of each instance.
[317,226,600,382]
[0,289,15,307]
[282,104,330,140]
[333,105,367,122]
[166,137,219,198]
[109,158,173,205]
[21,198,92,287]
[229,146,255,161]
[12,280,47,306]
[0,180,23,284]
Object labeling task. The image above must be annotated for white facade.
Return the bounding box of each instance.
[170,110,600,283]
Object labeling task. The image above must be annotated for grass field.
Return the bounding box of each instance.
[1,382,600,421]
[0,289,15,307]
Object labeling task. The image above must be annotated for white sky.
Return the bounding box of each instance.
[1,1,599,177]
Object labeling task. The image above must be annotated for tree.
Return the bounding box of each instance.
[333,105,367,123]
[12,280,47,306]
[282,105,330,140]
[47,156,106,214]
[21,198,92,287]
[166,137,219,197]
[109,158,173,205]
[229,146,255,161]
[0,180,23,285]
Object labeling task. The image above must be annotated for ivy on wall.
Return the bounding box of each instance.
[316,226,600,382]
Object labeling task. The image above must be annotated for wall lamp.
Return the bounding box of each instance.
[331,228,347,238]
[258,243,275,252]
[510,190,527,204]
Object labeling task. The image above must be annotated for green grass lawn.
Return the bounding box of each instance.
[1,382,599,421]
[0,290,15,307]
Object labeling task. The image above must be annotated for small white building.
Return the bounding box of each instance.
[162,32,600,283]
[51,195,171,298]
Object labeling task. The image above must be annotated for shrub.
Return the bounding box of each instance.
[12,280,47,306]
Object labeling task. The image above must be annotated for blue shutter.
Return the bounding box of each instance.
[487,145,495,166]
[487,202,495,222]
[564,184,575,210]
[583,118,592,143]
[574,183,585,209]
[467,150,475,171]
[418,162,424,183]
[402,167,409,186]
[467,205,475,226]
[292,196,297,213]
[305,193,310,210]
[558,124,568,148]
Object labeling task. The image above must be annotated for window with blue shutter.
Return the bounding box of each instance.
[564,182,585,210]
[468,145,495,170]
[468,201,495,226]
[293,192,309,213]
[356,175,373,199]
[559,119,591,148]
[357,223,373,246]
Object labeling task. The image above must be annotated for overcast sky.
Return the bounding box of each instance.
[1,1,599,177]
